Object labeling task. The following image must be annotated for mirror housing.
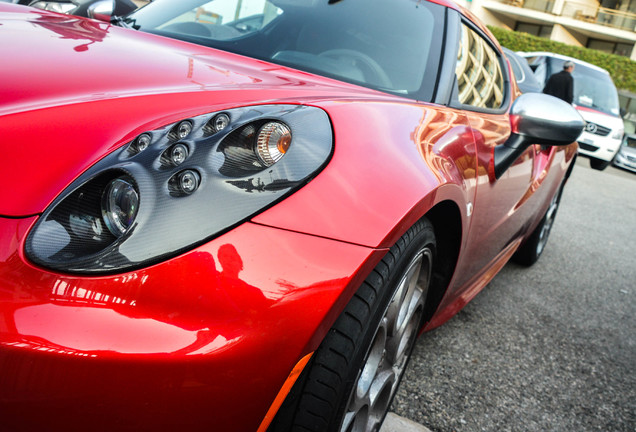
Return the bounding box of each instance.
[87,0,114,22]
[494,93,584,179]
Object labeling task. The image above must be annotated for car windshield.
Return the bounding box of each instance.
[547,58,620,116]
[125,0,444,100]
[626,136,636,148]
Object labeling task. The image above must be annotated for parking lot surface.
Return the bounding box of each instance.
[390,158,636,431]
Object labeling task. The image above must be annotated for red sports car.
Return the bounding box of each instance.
[0,1,583,431]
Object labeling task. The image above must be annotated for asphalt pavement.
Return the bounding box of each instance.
[388,157,636,431]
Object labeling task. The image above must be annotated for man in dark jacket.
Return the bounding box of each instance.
[543,60,575,104]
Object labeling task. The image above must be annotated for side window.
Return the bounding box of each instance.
[455,24,505,110]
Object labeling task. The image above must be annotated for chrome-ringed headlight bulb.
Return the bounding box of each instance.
[169,169,201,196]
[162,143,190,166]
[212,113,230,133]
[174,120,193,140]
[129,133,151,154]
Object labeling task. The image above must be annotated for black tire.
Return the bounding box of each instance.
[590,157,611,171]
[513,183,563,266]
[270,219,435,432]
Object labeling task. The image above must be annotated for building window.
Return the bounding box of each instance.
[514,22,553,38]
[587,39,634,57]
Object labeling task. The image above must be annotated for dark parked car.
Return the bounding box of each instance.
[0,1,583,431]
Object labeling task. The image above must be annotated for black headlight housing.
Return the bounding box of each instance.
[26,105,333,274]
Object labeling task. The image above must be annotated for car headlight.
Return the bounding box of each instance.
[26,105,333,274]
[611,129,624,140]
[29,1,77,14]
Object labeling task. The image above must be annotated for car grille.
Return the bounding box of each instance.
[584,122,611,137]
[578,142,599,152]
[627,155,636,163]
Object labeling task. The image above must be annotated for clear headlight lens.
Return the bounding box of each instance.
[101,177,139,237]
[611,129,624,140]
[26,105,333,274]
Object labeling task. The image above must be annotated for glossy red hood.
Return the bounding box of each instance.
[0,4,377,216]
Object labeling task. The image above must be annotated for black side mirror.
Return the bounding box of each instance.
[494,93,584,178]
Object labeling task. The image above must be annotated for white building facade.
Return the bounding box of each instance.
[463,0,636,60]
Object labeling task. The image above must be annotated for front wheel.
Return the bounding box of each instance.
[271,219,436,432]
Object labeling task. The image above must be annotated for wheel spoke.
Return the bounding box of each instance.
[389,306,423,384]
[367,370,396,432]
[386,253,423,335]
[355,319,387,403]
[386,250,430,361]
[340,405,370,432]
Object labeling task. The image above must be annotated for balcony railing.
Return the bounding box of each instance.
[523,0,556,13]
[594,6,636,31]
[561,1,598,21]
[499,0,636,31]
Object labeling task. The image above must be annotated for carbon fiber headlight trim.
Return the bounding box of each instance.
[26,105,333,274]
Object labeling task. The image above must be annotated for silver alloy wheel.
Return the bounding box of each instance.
[340,248,432,432]
[536,189,559,256]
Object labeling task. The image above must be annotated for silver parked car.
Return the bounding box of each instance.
[613,133,636,173]
[502,47,542,94]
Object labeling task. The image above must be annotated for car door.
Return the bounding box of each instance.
[448,19,537,291]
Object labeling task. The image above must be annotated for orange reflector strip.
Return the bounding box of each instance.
[256,352,313,432]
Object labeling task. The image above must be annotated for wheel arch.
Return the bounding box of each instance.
[266,200,463,432]
[422,200,462,325]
